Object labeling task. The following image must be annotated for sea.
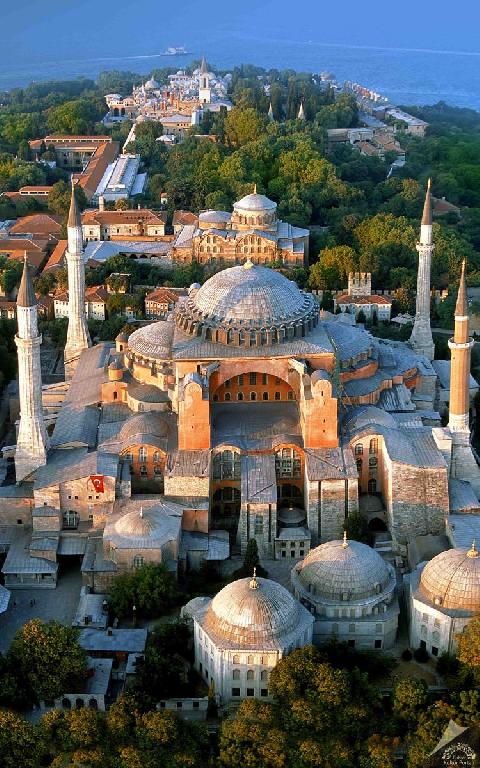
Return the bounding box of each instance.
[1,33,480,111]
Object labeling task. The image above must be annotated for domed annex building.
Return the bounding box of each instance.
[407,543,480,657]
[188,572,314,702]
[171,188,310,269]
[3,181,480,618]
[291,535,399,650]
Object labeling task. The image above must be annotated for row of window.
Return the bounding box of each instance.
[212,448,302,481]
[226,374,281,387]
[214,391,294,402]
[354,439,378,455]
[124,449,164,462]
[232,688,269,697]
[232,669,269,681]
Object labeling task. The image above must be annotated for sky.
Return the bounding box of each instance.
[3,0,480,64]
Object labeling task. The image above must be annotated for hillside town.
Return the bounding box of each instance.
[0,56,479,768]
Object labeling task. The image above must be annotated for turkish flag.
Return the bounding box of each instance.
[90,475,104,493]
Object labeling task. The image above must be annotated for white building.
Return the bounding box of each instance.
[407,543,480,657]
[291,536,399,650]
[189,572,313,704]
[93,154,146,204]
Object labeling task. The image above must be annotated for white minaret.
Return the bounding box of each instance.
[15,257,49,482]
[198,57,211,104]
[64,180,91,379]
[268,102,274,121]
[297,101,306,120]
[409,179,435,360]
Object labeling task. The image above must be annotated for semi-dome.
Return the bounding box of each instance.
[294,538,393,602]
[234,192,277,212]
[202,575,300,646]
[127,320,174,359]
[419,545,480,612]
[175,263,318,346]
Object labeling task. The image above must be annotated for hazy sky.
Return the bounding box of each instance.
[3,0,480,63]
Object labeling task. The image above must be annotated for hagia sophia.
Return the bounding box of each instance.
[2,180,480,704]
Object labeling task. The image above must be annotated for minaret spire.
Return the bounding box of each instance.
[64,180,91,379]
[409,179,435,360]
[268,102,274,121]
[15,257,49,481]
[448,260,472,434]
[297,101,305,120]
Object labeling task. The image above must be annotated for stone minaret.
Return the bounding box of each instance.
[268,102,274,121]
[297,101,306,120]
[448,261,480,495]
[15,257,49,482]
[64,181,91,379]
[409,179,435,360]
[448,261,473,433]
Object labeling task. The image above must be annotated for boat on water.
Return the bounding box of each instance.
[161,46,190,56]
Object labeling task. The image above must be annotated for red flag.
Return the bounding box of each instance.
[90,475,104,493]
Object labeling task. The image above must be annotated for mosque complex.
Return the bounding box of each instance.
[2,179,480,705]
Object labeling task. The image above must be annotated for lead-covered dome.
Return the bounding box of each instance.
[175,262,318,346]
[234,192,277,212]
[202,576,300,646]
[294,538,393,602]
[419,545,480,612]
[127,321,174,359]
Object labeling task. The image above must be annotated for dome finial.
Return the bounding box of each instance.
[139,506,143,519]
[253,182,257,194]
[249,567,258,589]
[342,529,348,549]
[244,257,254,269]
[468,539,478,558]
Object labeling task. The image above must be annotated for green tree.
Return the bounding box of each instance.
[457,614,480,676]
[344,511,369,543]
[232,538,268,579]
[224,108,268,148]
[108,563,178,619]
[47,98,103,134]
[0,711,40,768]
[7,619,87,703]
[392,677,428,727]
[48,180,87,216]
[219,699,288,768]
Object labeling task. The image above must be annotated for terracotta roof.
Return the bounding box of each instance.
[55,285,109,304]
[432,196,460,215]
[356,141,378,156]
[9,213,62,237]
[36,294,54,309]
[6,250,46,273]
[29,135,111,147]
[44,240,67,271]
[82,209,167,225]
[172,210,198,227]
[0,299,16,310]
[145,287,181,304]
[0,238,45,252]
[19,186,53,194]
[336,293,392,305]
[77,142,120,200]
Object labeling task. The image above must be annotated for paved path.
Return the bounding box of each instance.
[0,565,82,653]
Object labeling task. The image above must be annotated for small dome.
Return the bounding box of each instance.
[419,545,480,611]
[278,506,306,526]
[118,412,169,442]
[295,539,392,602]
[109,359,123,371]
[189,282,201,293]
[116,508,154,538]
[199,210,231,224]
[234,192,277,212]
[116,331,129,342]
[203,576,300,646]
[145,77,159,90]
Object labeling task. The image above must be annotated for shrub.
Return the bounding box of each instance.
[413,646,430,663]
[402,649,413,661]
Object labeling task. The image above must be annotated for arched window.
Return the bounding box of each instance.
[233,654,240,663]
[250,392,257,401]
[139,447,147,462]
[368,478,377,494]
[274,391,281,400]
[213,450,241,480]
[237,392,244,401]
[63,510,79,529]
[246,669,254,680]
[140,464,148,477]
[232,669,240,680]
[355,444,363,456]
[356,459,362,474]
[133,554,144,568]
[261,670,268,681]
[247,655,254,665]
[153,451,161,463]
[263,392,269,400]
[154,465,163,477]
[275,448,302,478]
[369,438,378,455]
[224,392,231,401]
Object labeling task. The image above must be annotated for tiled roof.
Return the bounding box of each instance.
[9,214,62,236]
[44,240,67,270]
[336,293,392,305]
[145,287,181,304]
[82,209,167,225]
[172,210,198,227]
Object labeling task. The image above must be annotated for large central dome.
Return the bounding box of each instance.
[175,263,319,347]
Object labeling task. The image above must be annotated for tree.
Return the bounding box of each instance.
[219,699,288,768]
[48,180,87,216]
[7,619,87,703]
[47,98,103,134]
[392,677,428,727]
[108,563,178,619]
[457,614,480,676]
[114,198,129,210]
[0,711,40,768]
[344,511,369,543]
[231,538,268,579]
[225,108,268,148]
[309,245,357,290]
[130,621,191,702]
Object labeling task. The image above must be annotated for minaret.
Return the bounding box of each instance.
[448,261,480,495]
[198,57,211,104]
[448,260,473,433]
[268,102,274,121]
[297,101,306,120]
[64,181,91,379]
[409,179,435,360]
[15,257,49,482]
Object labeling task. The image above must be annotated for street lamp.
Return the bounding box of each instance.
[132,604,137,627]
